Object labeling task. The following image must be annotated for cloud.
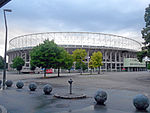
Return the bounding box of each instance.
[0,0,149,56]
[2,0,148,31]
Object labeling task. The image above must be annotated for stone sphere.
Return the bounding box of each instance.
[94,89,107,104]
[16,81,24,89]
[5,80,13,87]
[29,83,37,91]
[43,84,52,95]
[133,94,149,110]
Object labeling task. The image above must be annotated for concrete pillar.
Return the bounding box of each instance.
[119,52,121,71]
[25,52,26,62]
[87,49,90,72]
[110,51,112,71]
[105,50,108,71]
[119,51,121,62]
[129,53,131,58]
[115,51,117,71]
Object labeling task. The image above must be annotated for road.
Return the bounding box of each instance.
[0,71,149,113]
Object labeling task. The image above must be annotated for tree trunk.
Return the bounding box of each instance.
[68,69,71,73]
[98,67,100,74]
[19,70,20,74]
[44,68,46,78]
[58,68,60,77]
[80,67,82,75]
[80,63,82,75]
[90,69,92,74]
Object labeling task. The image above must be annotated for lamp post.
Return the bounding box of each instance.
[143,56,150,71]
[3,9,12,90]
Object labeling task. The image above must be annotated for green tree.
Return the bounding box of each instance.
[89,51,103,74]
[75,62,88,72]
[52,47,68,77]
[148,63,150,69]
[89,60,94,74]
[137,4,150,61]
[30,62,36,71]
[137,51,147,62]
[12,56,25,74]
[30,40,62,77]
[0,56,4,69]
[30,40,70,77]
[63,53,74,73]
[72,49,87,74]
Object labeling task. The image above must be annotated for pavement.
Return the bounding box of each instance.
[0,71,150,113]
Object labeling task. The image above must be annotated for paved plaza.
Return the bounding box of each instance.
[0,71,150,113]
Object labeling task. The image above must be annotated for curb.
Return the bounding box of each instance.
[0,105,7,113]
[54,93,86,99]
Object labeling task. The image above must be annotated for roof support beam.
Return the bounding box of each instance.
[0,0,11,8]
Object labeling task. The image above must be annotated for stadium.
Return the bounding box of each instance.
[7,32,145,72]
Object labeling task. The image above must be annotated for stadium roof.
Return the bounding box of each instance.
[0,0,11,8]
[9,32,142,51]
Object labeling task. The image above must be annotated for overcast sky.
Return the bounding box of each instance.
[0,0,150,57]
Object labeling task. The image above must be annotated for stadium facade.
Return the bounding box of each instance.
[7,32,145,72]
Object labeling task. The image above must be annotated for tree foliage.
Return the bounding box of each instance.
[0,56,4,69]
[52,48,73,75]
[137,51,147,62]
[138,4,150,61]
[30,40,59,77]
[148,63,150,69]
[52,47,71,77]
[63,52,74,72]
[72,49,87,74]
[30,62,36,71]
[12,56,25,73]
[30,40,73,77]
[75,61,88,72]
[89,51,103,74]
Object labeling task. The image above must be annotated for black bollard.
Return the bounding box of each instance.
[68,79,73,94]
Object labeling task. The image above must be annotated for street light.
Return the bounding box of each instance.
[143,56,150,71]
[3,9,12,89]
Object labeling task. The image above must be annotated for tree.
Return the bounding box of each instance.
[30,40,70,77]
[30,40,62,77]
[137,4,150,61]
[53,49,74,75]
[30,62,36,71]
[52,47,67,77]
[75,61,88,72]
[148,63,150,69]
[89,51,103,74]
[0,56,4,69]
[137,51,147,62]
[63,53,74,73]
[11,56,25,74]
[89,60,94,74]
[72,49,87,74]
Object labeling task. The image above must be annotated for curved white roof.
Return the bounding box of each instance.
[9,32,142,51]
